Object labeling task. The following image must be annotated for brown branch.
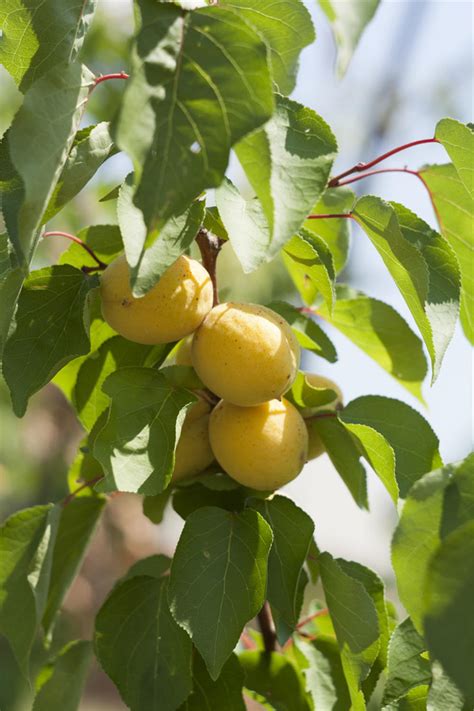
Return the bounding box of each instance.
[196,229,224,307]
[257,601,277,653]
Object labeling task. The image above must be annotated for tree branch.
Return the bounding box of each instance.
[196,229,224,307]
[257,601,277,653]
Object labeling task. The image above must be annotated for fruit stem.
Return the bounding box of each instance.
[328,137,439,187]
[196,229,224,307]
[43,231,107,271]
[257,601,277,653]
[93,71,129,88]
[62,476,104,506]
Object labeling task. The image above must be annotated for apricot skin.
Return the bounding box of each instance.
[172,400,214,482]
[209,398,308,491]
[100,255,213,345]
[175,336,194,366]
[192,303,300,406]
[303,374,343,460]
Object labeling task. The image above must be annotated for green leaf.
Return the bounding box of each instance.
[339,418,398,504]
[318,0,380,77]
[220,0,314,94]
[42,497,105,636]
[2,265,99,417]
[181,653,245,710]
[382,686,429,711]
[427,661,466,711]
[32,640,92,711]
[215,178,272,273]
[121,554,172,584]
[266,301,337,362]
[319,286,427,401]
[420,163,474,344]
[288,371,339,411]
[115,1,274,230]
[423,521,474,704]
[282,228,336,310]
[0,232,23,357]
[172,482,248,520]
[234,95,337,266]
[337,561,389,701]
[169,506,273,679]
[435,119,474,199]
[4,63,94,265]
[43,122,116,223]
[203,206,228,241]
[52,288,116,404]
[95,574,193,711]
[310,416,368,509]
[296,636,351,711]
[66,434,105,498]
[319,552,380,710]
[383,618,431,705]
[392,455,474,636]
[74,336,170,431]
[118,173,205,296]
[440,453,474,537]
[340,396,442,498]
[0,1,96,90]
[58,224,123,271]
[143,491,172,524]
[302,187,355,273]
[353,196,451,381]
[239,650,311,711]
[93,367,196,495]
[250,496,314,644]
[390,201,460,381]
[0,505,60,673]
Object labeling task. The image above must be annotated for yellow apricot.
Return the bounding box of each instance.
[302,373,343,460]
[306,423,325,461]
[172,400,214,482]
[209,398,308,491]
[175,336,194,366]
[100,255,213,345]
[192,303,300,406]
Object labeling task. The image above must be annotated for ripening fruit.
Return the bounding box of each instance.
[100,255,213,345]
[304,373,343,460]
[192,302,300,406]
[172,400,214,482]
[209,398,308,490]
[175,336,194,366]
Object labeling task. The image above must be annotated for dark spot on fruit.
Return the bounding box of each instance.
[121,299,131,307]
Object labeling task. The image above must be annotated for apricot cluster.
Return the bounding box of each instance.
[100,253,341,490]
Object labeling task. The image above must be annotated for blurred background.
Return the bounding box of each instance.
[0,1,472,709]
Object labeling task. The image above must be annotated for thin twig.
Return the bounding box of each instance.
[62,476,104,507]
[43,231,107,270]
[93,71,129,88]
[296,607,329,630]
[306,213,354,220]
[328,137,439,187]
